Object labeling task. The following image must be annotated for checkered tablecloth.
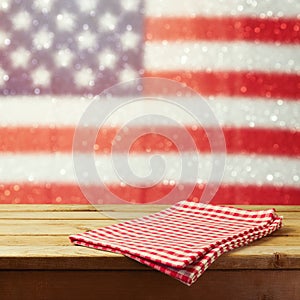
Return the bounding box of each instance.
[69,201,282,285]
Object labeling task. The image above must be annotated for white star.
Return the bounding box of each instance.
[118,68,138,83]
[32,0,54,13]
[33,29,54,50]
[121,0,140,11]
[56,12,76,31]
[0,0,12,12]
[98,13,118,31]
[98,49,117,70]
[10,48,31,68]
[0,67,9,87]
[120,31,139,51]
[0,30,10,48]
[31,67,51,87]
[74,67,95,87]
[54,48,74,67]
[12,11,31,31]
[76,0,97,12]
[77,30,97,50]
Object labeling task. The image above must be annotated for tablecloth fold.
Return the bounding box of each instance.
[70,201,282,285]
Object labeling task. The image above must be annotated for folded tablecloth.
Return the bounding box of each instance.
[69,200,282,286]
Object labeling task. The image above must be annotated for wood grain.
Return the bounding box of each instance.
[0,210,297,220]
[0,219,298,236]
[0,204,299,300]
[1,235,299,247]
[1,270,299,300]
[0,204,299,212]
[0,211,150,220]
[0,245,299,270]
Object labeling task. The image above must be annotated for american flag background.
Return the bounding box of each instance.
[0,0,299,205]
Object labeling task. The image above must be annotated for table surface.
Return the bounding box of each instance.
[0,204,299,271]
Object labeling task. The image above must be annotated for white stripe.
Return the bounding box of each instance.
[0,153,299,186]
[145,0,300,18]
[0,96,91,127]
[0,96,299,130]
[145,41,300,74]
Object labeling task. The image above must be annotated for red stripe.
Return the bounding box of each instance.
[1,127,299,156]
[145,17,300,43]
[0,183,298,205]
[144,71,300,99]
[0,127,117,153]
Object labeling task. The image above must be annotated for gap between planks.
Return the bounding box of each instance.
[0,211,297,220]
[0,235,299,246]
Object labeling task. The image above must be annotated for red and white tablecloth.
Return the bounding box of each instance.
[70,201,282,285]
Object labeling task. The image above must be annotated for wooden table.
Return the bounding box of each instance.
[0,205,299,300]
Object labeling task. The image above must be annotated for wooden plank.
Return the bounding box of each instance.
[271,226,300,236]
[0,245,299,270]
[249,236,300,246]
[0,220,118,235]
[0,204,94,212]
[1,270,299,300]
[0,235,72,246]
[0,204,299,212]
[0,210,296,220]
[1,235,298,247]
[0,204,169,212]
[0,211,151,220]
[0,216,297,226]
[235,205,300,212]
[0,219,297,235]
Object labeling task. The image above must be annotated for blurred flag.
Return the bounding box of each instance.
[0,0,299,204]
